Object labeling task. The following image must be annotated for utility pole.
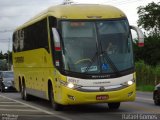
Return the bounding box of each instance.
[8,38,10,70]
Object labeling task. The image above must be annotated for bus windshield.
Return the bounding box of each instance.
[60,19,134,74]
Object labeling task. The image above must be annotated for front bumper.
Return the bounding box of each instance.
[56,83,136,105]
[3,85,16,92]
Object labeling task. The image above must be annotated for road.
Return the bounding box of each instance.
[0,91,160,120]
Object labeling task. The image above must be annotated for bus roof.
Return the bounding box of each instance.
[48,4,126,19]
[15,4,126,30]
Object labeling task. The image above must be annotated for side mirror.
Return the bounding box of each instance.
[52,28,61,68]
[130,25,144,47]
[52,28,61,51]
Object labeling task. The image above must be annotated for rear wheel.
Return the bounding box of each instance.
[108,102,120,110]
[154,92,160,105]
[21,81,31,101]
[49,85,63,111]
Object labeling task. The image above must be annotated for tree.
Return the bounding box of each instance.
[134,36,160,66]
[137,2,160,36]
[0,51,12,70]
[0,51,4,59]
[134,2,160,66]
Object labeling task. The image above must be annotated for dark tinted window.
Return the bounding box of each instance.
[13,18,49,52]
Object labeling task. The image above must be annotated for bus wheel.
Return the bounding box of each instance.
[49,85,63,111]
[108,102,120,110]
[21,81,31,101]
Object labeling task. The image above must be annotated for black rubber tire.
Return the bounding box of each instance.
[21,81,31,101]
[49,85,63,111]
[154,93,160,105]
[108,102,120,110]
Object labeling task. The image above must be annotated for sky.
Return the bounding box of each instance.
[0,0,159,53]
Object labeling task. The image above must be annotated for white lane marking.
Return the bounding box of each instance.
[136,97,153,101]
[0,95,72,120]
[0,108,41,112]
[0,95,53,114]
[0,101,17,103]
[0,104,27,107]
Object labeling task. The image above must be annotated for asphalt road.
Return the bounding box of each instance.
[0,91,160,120]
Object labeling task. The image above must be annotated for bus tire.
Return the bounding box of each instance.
[49,85,63,111]
[21,81,31,101]
[108,102,120,110]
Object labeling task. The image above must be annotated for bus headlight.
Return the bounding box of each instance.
[127,80,133,85]
[67,83,74,89]
[59,80,81,89]
[122,79,135,86]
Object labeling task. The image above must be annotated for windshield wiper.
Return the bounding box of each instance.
[101,50,120,75]
[84,51,120,75]
[84,50,120,75]
[84,52,98,73]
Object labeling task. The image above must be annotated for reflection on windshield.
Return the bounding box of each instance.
[61,19,134,74]
[3,72,14,78]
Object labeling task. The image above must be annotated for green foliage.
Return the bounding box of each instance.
[0,51,12,70]
[135,61,160,88]
[135,2,160,66]
[0,59,8,70]
[133,35,160,66]
[137,85,154,92]
[137,2,160,35]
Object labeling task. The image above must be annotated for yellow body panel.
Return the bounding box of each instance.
[13,49,54,99]
[13,4,135,105]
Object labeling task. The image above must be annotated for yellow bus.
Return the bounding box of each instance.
[12,4,144,110]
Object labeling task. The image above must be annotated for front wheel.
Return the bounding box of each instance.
[108,102,120,110]
[49,85,63,111]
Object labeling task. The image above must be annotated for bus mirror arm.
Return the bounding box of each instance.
[130,25,144,47]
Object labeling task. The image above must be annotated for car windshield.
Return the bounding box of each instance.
[3,72,14,78]
[60,19,134,74]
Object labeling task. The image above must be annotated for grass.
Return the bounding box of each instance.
[136,85,155,92]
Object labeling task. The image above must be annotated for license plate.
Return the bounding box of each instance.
[96,95,109,100]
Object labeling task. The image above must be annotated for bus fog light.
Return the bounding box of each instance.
[5,87,8,89]
[67,83,74,89]
[128,92,133,97]
[68,95,75,101]
[127,80,133,85]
